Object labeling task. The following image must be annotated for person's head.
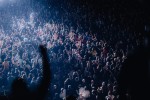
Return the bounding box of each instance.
[60,88,64,92]
[97,87,103,93]
[106,62,109,66]
[91,89,97,95]
[53,85,57,89]
[68,85,71,89]
[10,77,29,99]
[91,80,94,84]
[75,77,79,82]
[82,79,85,83]
[22,74,27,80]
[102,81,105,86]
[113,86,117,92]
[28,73,32,78]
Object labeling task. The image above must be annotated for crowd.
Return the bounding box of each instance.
[0,0,144,100]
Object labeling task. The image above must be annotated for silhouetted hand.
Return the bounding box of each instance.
[9,45,51,100]
[36,45,51,100]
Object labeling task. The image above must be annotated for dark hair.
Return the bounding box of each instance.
[66,95,76,100]
[11,77,28,92]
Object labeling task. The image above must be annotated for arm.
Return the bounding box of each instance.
[35,45,51,100]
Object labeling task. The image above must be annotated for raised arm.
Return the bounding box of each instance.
[35,45,51,100]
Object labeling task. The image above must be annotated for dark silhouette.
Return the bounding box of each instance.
[0,45,51,100]
[66,95,76,100]
[118,31,150,100]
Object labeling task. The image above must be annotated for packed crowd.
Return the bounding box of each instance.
[0,0,144,100]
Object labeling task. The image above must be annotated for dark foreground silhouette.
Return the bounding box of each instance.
[118,33,150,100]
[0,45,51,100]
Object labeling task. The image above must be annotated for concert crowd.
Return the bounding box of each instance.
[0,0,145,100]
